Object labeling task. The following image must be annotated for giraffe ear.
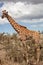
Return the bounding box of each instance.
[6,11,8,14]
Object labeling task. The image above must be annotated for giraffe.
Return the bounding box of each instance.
[1,10,41,64]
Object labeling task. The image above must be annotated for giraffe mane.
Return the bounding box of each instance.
[20,25,27,28]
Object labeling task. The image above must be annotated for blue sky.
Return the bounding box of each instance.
[0,0,43,33]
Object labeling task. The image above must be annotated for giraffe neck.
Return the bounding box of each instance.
[6,14,21,33]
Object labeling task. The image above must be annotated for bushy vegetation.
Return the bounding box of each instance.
[0,32,43,65]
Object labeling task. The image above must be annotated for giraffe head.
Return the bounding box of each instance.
[1,10,8,19]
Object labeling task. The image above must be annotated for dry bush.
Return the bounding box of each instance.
[0,33,43,65]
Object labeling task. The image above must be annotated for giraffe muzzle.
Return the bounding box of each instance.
[1,15,4,19]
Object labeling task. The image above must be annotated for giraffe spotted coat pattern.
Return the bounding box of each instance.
[1,10,40,64]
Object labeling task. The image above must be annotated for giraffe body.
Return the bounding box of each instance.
[1,10,40,64]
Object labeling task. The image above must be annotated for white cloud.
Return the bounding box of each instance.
[1,2,33,18]
[19,18,43,24]
[0,17,8,24]
[31,24,43,28]
[0,1,43,24]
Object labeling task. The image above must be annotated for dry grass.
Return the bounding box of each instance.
[0,33,43,65]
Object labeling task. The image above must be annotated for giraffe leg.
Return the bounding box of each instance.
[36,46,41,63]
[35,43,41,64]
[22,40,29,64]
[22,40,26,47]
